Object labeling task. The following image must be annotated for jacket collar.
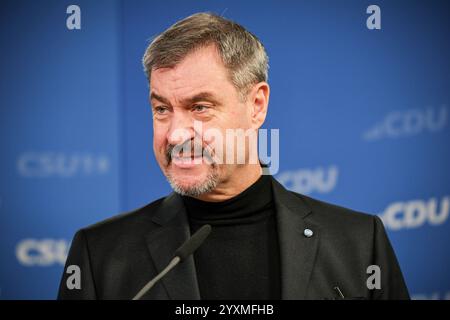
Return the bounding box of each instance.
[271,177,320,299]
[144,192,201,300]
[144,176,320,300]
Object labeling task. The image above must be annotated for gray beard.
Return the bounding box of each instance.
[166,166,220,197]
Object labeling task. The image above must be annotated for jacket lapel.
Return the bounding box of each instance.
[144,177,320,300]
[144,192,201,300]
[272,178,320,299]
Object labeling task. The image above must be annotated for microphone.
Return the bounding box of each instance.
[132,224,212,300]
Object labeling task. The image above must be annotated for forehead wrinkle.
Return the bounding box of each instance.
[150,47,233,107]
[153,81,221,108]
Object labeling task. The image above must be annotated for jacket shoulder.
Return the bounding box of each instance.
[79,196,166,240]
[289,191,380,231]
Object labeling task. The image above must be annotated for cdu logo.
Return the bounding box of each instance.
[363,105,448,141]
[379,196,450,231]
[276,165,339,195]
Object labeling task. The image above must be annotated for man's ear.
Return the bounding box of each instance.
[249,82,270,129]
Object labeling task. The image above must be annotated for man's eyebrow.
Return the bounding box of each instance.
[182,92,220,105]
[150,92,171,106]
[150,91,221,106]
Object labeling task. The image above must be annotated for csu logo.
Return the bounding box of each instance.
[276,165,338,195]
[16,239,69,266]
[379,196,449,231]
[363,105,447,141]
[17,152,110,178]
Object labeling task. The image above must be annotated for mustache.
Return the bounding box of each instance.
[166,140,214,164]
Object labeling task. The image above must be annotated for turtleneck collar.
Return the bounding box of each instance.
[182,174,274,226]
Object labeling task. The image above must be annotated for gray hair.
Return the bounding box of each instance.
[142,12,269,100]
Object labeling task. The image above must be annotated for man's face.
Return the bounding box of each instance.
[150,45,254,196]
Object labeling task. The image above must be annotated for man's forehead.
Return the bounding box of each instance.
[149,55,236,105]
[150,46,228,87]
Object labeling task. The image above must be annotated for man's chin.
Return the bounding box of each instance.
[165,163,218,196]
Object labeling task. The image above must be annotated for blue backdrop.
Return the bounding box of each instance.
[0,0,449,299]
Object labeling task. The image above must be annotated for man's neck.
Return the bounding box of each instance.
[194,164,263,202]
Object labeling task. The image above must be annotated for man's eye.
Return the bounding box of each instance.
[154,106,168,114]
[192,105,209,112]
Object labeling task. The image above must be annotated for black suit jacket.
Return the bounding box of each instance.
[58,177,410,300]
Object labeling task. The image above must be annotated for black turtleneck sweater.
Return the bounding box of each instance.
[182,174,281,300]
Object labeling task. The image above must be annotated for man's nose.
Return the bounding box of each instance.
[166,112,195,146]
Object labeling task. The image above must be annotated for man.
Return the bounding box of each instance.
[58,13,409,300]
